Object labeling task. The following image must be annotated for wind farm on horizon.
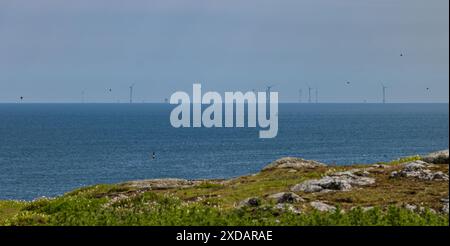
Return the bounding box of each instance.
[4,80,441,104]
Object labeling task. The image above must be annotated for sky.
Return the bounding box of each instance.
[0,0,448,103]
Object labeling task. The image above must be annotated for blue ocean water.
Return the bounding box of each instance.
[0,103,448,200]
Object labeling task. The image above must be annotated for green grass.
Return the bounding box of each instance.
[2,192,448,226]
[379,155,422,166]
[0,201,26,224]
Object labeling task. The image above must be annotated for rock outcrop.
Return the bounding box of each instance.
[390,161,449,181]
[291,169,375,193]
[422,150,449,164]
[262,157,326,171]
[310,201,336,212]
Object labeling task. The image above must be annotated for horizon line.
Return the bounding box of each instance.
[0,102,448,104]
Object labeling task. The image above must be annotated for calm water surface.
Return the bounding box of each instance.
[0,103,448,200]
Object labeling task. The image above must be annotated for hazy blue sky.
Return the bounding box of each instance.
[0,0,448,103]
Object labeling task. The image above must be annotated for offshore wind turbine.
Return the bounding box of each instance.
[107,88,113,103]
[381,84,387,104]
[129,84,135,104]
[308,86,313,103]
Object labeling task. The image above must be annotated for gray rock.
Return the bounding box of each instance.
[432,171,449,181]
[390,162,449,181]
[422,150,449,164]
[310,201,336,212]
[291,171,375,193]
[291,177,351,193]
[390,160,448,181]
[405,204,418,212]
[267,192,304,203]
[321,177,353,190]
[404,161,427,172]
[292,182,324,193]
[333,169,371,177]
[329,171,376,186]
[237,197,261,208]
[262,157,326,171]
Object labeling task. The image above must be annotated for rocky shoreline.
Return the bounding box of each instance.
[234,150,449,214]
[104,150,449,214]
[0,150,448,226]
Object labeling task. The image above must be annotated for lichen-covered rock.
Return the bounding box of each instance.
[310,201,336,212]
[291,170,375,193]
[292,182,324,193]
[331,168,372,176]
[432,171,449,181]
[291,177,352,193]
[403,161,428,171]
[330,171,375,186]
[262,157,326,171]
[390,161,449,181]
[422,150,449,164]
[267,192,304,203]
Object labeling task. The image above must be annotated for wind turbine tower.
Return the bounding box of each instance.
[382,84,387,104]
[308,87,312,103]
[129,84,135,104]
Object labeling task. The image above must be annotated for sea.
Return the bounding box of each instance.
[0,103,448,200]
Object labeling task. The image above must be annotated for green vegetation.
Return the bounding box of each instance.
[2,193,448,226]
[0,156,448,226]
[380,155,422,166]
[0,201,25,224]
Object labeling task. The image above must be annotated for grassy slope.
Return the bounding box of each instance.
[0,156,448,226]
[0,201,25,224]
